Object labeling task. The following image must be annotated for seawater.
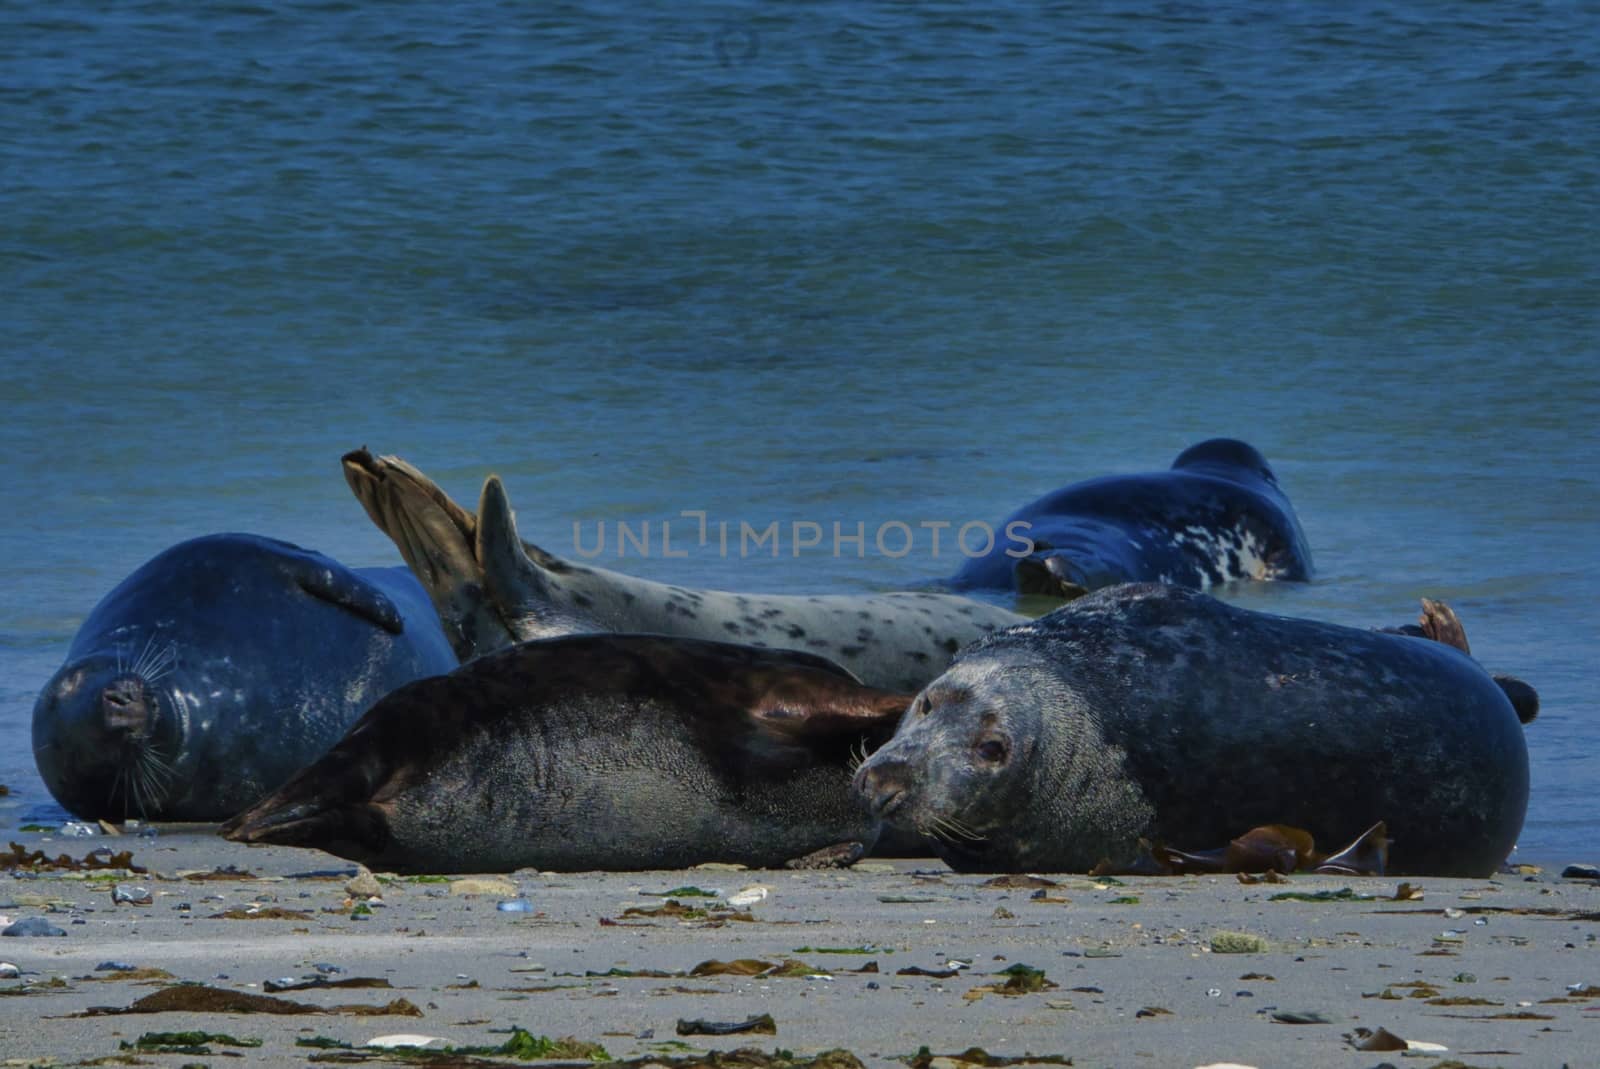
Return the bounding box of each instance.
[2,2,1595,862]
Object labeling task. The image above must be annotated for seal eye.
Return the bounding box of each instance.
[976,739,1008,764]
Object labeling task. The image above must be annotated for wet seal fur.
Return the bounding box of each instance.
[342,449,1023,692]
[949,438,1314,598]
[222,634,913,872]
[33,534,457,822]
[855,584,1537,877]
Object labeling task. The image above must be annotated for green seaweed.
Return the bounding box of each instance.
[123,1030,263,1054]
[492,1028,611,1061]
[996,964,1052,994]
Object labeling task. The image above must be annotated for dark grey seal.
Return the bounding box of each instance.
[32,533,457,822]
[854,584,1537,877]
[949,438,1314,598]
[222,634,913,873]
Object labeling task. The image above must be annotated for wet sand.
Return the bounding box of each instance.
[2,828,1596,1068]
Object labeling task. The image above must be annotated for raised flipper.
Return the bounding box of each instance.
[1418,598,1470,653]
[1386,599,1539,724]
[342,449,513,660]
[474,474,587,640]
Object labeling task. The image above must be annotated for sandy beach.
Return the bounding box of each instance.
[1,828,1595,1068]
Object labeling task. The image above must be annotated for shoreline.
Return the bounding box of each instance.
[2,828,1597,1068]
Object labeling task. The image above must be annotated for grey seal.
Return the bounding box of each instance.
[342,449,1023,692]
[854,584,1536,877]
[949,438,1314,598]
[32,533,457,822]
[222,634,912,872]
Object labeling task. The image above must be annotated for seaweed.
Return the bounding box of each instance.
[3,841,146,874]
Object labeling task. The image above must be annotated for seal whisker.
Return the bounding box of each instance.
[938,815,987,842]
[131,632,159,678]
[139,641,178,683]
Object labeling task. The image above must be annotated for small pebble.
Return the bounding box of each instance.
[0,962,19,978]
[1561,864,1599,880]
[725,884,769,907]
[313,962,344,975]
[2,917,67,938]
[346,869,382,898]
[95,961,136,972]
[58,821,100,838]
[497,898,535,913]
[112,884,152,906]
[449,878,516,897]
[365,1034,448,1050]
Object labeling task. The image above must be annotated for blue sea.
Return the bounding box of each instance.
[2,1,1595,864]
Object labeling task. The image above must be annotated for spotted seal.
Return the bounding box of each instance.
[854,584,1537,877]
[32,533,457,822]
[342,449,1023,692]
[949,438,1314,598]
[222,634,913,872]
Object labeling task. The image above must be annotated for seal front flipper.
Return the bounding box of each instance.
[343,449,513,660]
[1313,821,1389,876]
[739,664,912,765]
[281,552,405,635]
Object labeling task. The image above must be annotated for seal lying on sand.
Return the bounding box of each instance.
[223,635,913,872]
[33,534,457,822]
[855,584,1537,877]
[342,449,1023,692]
[949,438,1314,598]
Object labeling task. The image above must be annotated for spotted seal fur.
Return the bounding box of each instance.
[342,449,1024,692]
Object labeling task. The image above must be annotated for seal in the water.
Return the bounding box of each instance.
[854,584,1537,877]
[222,634,914,873]
[33,533,457,822]
[342,449,1024,692]
[949,438,1314,598]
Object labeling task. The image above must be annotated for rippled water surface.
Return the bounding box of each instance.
[3,2,1595,862]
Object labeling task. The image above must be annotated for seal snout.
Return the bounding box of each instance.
[853,757,914,823]
[100,676,154,736]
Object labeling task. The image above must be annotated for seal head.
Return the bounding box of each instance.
[32,533,456,821]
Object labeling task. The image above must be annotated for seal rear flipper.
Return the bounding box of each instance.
[342,449,512,660]
[1417,598,1470,653]
[475,475,585,639]
[1386,599,1539,724]
[222,797,394,861]
[220,729,403,862]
